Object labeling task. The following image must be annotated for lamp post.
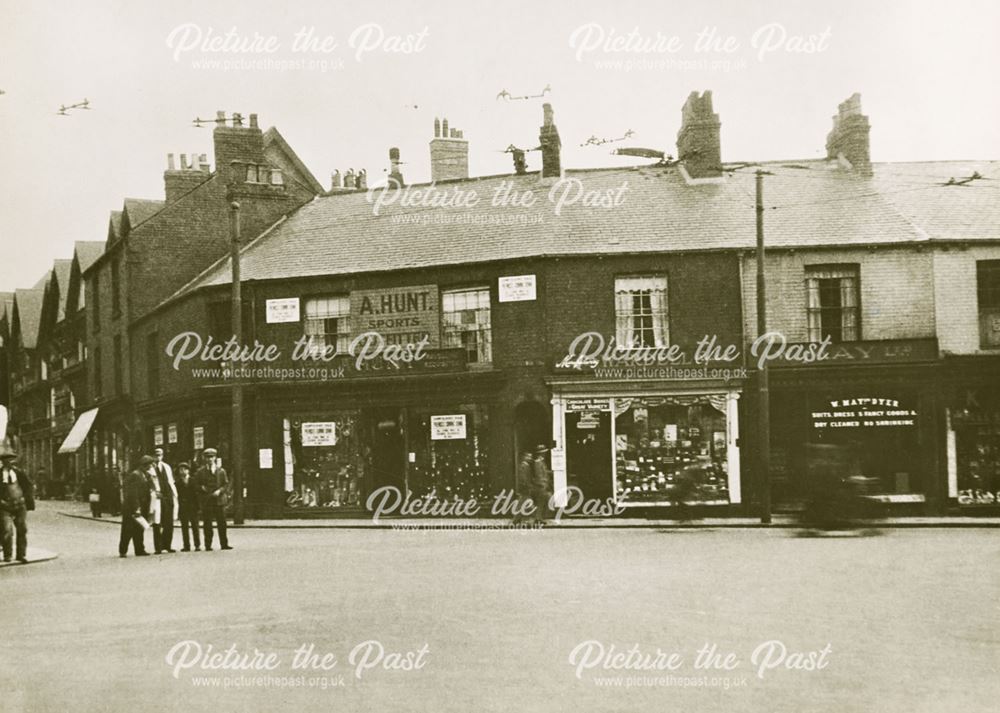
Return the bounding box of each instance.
[229,200,245,524]
[756,170,772,524]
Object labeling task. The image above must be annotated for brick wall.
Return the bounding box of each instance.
[934,244,1000,354]
[741,247,935,344]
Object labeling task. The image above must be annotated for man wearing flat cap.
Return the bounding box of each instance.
[119,456,154,557]
[0,442,34,563]
[195,448,231,551]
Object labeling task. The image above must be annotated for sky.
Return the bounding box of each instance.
[1,0,998,292]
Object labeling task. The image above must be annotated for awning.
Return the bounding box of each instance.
[58,407,99,454]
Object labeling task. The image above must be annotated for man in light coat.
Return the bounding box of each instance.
[151,447,178,553]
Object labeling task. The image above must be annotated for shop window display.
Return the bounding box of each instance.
[285,412,367,509]
[406,407,491,502]
[614,396,729,505]
[953,392,1000,505]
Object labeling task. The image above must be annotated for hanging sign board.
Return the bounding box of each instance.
[498,275,536,302]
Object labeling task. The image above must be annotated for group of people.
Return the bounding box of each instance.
[118,446,233,557]
[513,444,553,525]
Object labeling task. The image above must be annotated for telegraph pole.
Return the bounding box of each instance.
[230,200,245,524]
[756,170,772,524]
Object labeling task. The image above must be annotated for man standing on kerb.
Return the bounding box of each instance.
[0,443,35,563]
[195,448,232,551]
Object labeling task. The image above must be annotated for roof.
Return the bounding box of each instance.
[74,241,105,273]
[13,289,44,349]
[52,259,72,320]
[177,159,1000,293]
[0,292,13,322]
[263,127,324,195]
[123,198,165,231]
[108,211,123,243]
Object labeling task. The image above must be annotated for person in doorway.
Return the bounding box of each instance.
[152,448,178,553]
[195,448,231,551]
[119,456,154,558]
[531,444,553,524]
[513,449,535,525]
[175,462,201,552]
[0,445,35,563]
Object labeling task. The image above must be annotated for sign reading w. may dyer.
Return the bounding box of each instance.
[350,285,440,348]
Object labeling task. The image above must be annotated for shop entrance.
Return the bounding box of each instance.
[371,408,406,493]
[565,411,613,501]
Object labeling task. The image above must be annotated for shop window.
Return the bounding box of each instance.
[977,260,1000,348]
[806,265,859,343]
[442,288,492,364]
[615,276,669,349]
[284,412,366,509]
[303,296,351,356]
[407,407,490,501]
[613,396,730,506]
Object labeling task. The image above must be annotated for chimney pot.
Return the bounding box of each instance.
[441,118,449,137]
[180,154,189,170]
[825,93,871,171]
[344,169,356,189]
[434,117,441,138]
[232,112,243,127]
[216,110,226,122]
[357,169,367,190]
[331,170,342,189]
[167,153,175,170]
[249,113,259,129]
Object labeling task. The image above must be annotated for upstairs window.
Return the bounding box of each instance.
[806,265,860,343]
[111,258,122,319]
[977,260,1000,348]
[304,296,351,356]
[442,288,492,364]
[615,276,669,349]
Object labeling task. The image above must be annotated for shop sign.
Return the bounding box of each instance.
[767,338,938,368]
[193,426,204,450]
[153,425,164,446]
[351,285,440,348]
[167,423,178,444]
[565,397,612,412]
[430,414,466,440]
[498,275,536,302]
[258,448,273,469]
[576,412,601,429]
[302,422,337,446]
[812,397,917,429]
[266,297,301,323]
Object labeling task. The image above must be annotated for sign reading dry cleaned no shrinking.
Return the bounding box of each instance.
[351,285,440,348]
[811,397,917,429]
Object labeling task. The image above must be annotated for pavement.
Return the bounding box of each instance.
[3,501,999,713]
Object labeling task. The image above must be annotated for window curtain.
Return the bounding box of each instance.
[615,277,668,348]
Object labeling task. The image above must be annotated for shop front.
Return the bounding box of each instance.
[251,372,504,517]
[943,356,1000,510]
[766,339,942,513]
[549,382,743,512]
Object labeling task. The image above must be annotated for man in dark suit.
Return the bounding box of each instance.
[194,448,232,551]
[175,462,201,551]
[119,456,154,558]
[0,445,35,563]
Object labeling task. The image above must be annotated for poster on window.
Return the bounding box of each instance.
[266,297,300,323]
[301,422,337,446]
[193,426,204,451]
[153,425,164,446]
[430,414,467,440]
[498,274,536,302]
[167,423,178,444]
[258,448,273,469]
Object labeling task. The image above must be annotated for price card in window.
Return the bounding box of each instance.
[168,423,178,444]
[430,414,466,440]
[153,425,164,446]
[302,422,337,446]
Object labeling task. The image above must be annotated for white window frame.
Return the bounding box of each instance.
[442,287,492,364]
[615,276,669,349]
[303,295,351,356]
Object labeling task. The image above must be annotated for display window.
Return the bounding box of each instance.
[284,411,367,509]
[406,405,491,501]
[613,396,730,506]
[952,388,1000,506]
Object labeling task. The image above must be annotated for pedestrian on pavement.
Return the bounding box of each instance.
[531,444,553,524]
[152,447,178,553]
[119,456,154,558]
[175,462,201,551]
[195,448,232,551]
[144,454,164,553]
[0,444,35,563]
[513,449,535,525]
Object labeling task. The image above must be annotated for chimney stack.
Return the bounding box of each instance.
[213,109,265,183]
[512,148,527,175]
[538,103,562,179]
[825,93,871,171]
[676,90,722,180]
[164,151,209,203]
[430,117,469,182]
[389,147,404,187]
